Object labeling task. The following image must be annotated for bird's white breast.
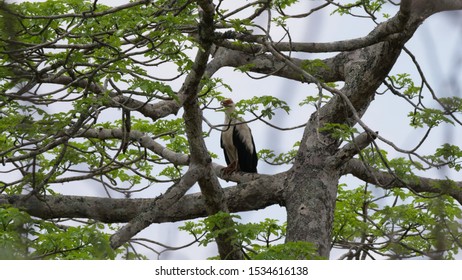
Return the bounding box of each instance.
[222,120,237,162]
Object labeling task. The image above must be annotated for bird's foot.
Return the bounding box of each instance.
[222,161,238,176]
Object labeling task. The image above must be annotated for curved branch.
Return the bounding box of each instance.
[213,4,410,54]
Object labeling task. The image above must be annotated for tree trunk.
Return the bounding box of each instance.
[285,166,340,258]
[280,13,414,258]
[283,109,342,258]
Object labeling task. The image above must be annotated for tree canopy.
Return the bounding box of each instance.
[1,0,462,260]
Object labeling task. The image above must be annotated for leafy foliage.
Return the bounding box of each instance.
[0,207,123,259]
[0,0,461,261]
[333,182,462,259]
[389,73,422,99]
[0,0,200,196]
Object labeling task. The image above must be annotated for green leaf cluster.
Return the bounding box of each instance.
[3,0,196,84]
[253,241,321,260]
[199,77,233,101]
[439,97,462,113]
[299,93,332,108]
[227,18,253,33]
[425,144,462,171]
[271,0,299,10]
[235,96,290,120]
[389,73,421,99]
[259,141,299,165]
[334,145,462,259]
[131,117,189,155]
[301,59,330,78]
[408,108,453,128]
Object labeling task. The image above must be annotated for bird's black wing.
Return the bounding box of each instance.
[233,126,258,173]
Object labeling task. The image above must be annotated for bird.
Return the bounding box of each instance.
[220,98,258,174]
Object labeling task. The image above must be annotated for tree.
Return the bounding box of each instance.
[1,0,462,260]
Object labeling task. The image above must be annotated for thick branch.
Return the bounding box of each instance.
[215,11,408,54]
[181,0,243,260]
[208,46,346,83]
[41,75,182,121]
[343,159,462,205]
[0,172,284,223]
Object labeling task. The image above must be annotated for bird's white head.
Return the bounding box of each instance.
[220,98,236,115]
